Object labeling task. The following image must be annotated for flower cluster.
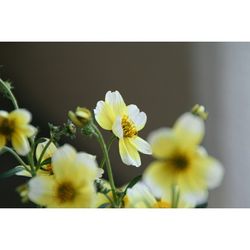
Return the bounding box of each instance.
[0,78,224,208]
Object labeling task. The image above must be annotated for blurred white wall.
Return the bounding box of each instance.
[190,43,250,207]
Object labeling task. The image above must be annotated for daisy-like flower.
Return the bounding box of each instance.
[123,182,192,208]
[28,144,98,208]
[94,91,152,167]
[143,112,224,205]
[0,109,36,155]
[16,139,57,177]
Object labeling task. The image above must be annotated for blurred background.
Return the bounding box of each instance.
[0,42,248,208]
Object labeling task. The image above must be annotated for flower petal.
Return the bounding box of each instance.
[74,152,98,183]
[52,144,77,182]
[131,136,152,155]
[12,133,30,155]
[105,91,127,116]
[127,105,147,131]
[173,113,205,146]
[19,125,37,137]
[119,138,141,167]
[112,116,123,138]
[148,128,176,159]
[9,109,32,124]
[36,139,57,162]
[94,100,115,130]
[15,165,32,177]
[28,176,56,206]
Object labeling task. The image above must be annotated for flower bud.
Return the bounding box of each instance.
[68,107,92,127]
[191,104,208,120]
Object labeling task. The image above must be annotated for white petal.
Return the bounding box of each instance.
[28,176,56,206]
[205,157,224,189]
[127,104,140,120]
[105,91,127,116]
[132,137,152,155]
[119,138,141,167]
[174,113,205,146]
[112,116,123,138]
[15,165,32,177]
[0,110,9,118]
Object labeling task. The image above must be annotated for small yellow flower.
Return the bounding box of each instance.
[123,182,192,208]
[143,112,224,205]
[94,91,152,167]
[28,144,98,208]
[0,109,36,155]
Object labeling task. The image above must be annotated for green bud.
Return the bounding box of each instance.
[191,104,208,120]
[68,107,92,127]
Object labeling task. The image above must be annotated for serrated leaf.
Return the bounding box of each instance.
[0,166,25,179]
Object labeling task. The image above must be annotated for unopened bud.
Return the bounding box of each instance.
[191,104,208,120]
[68,107,92,127]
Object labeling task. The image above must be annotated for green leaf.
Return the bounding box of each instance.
[121,175,142,199]
[40,157,51,166]
[0,166,24,179]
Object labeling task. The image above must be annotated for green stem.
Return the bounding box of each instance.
[0,79,19,109]
[171,184,180,208]
[99,135,116,169]
[91,123,118,207]
[37,138,52,169]
[3,146,29,172]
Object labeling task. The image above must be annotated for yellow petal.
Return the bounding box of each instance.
[105,91,127,116]
[143,160,176,198]
[119,138,141,167]
[52,144,77,182]
[18,125,37,137]
[28,176,56,206]
[148,128,176,159]
[0,135,6,150]
[173,113,205,147]
[94,101,115,130]
[12,132,30,156]
[36,139,57,162]
[9,109,32,124]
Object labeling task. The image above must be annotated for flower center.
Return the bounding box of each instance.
[154,201,171,208]
[57,182,76,203]
[170,154,189,170]
[0,117,14,138]
[121,115,138,138]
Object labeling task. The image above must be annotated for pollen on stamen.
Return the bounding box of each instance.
[121,115,138,138]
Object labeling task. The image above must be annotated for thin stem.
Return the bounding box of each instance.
[37,138,52,169]
[3,146,29,172]
[99,135,116,169]
[171,184,180,208]
[91,123,118,207]
[0,79,19,109]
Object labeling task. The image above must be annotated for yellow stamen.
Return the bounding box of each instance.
[154,201,171,208]
[122,115,137,138]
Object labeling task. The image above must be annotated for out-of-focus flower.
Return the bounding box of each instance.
[28,144,98,208]
[16,139,57,177]
[143,112,224,205]
[94,91,151,167]
[68,107,92,127]
[0,109,36,155]
[123,182,192,208]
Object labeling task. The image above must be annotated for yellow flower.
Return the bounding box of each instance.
[68,107,92,127]
[0,109,36,155]
[28,144,98,208]
[143,112,224,205]
[94,91,152,167]
[123,182,192,208]
[16,139,57,177]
